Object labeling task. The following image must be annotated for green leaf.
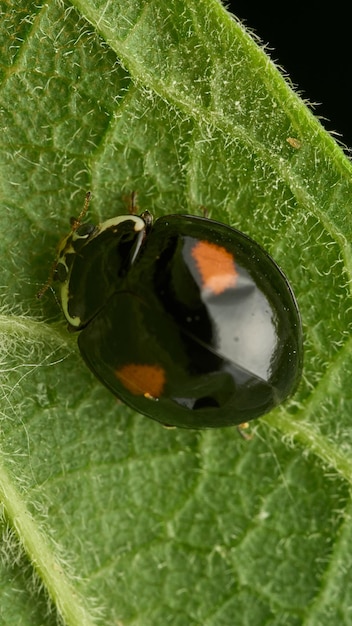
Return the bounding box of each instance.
[1,1,352,624]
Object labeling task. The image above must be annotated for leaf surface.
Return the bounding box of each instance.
[1,1,352,624]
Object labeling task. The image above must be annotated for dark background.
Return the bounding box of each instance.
[227,3,351,151]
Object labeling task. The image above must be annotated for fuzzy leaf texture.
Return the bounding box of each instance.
[1,1,352,625]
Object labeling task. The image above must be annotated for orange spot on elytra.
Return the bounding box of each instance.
[191,240,238,295]
[115,364,166,398]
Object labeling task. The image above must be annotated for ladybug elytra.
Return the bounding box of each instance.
[50,194,303,429]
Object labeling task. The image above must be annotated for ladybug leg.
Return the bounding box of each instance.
[237,422,253,440]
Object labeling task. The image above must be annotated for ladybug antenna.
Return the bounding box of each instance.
[36,258,58,300]
[37,191,92,300]
[128,191,138,215]
[70,191,91,231]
